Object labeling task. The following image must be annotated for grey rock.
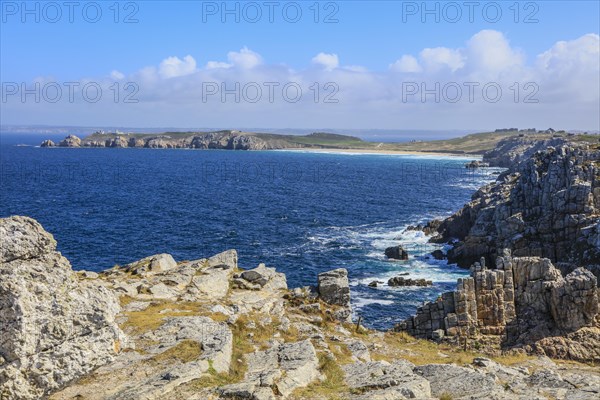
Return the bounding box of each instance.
[0,216,126,400]
[317,268,352,322]
[343,360,431,398]
[385,245,409,260]
[58,134,82,147]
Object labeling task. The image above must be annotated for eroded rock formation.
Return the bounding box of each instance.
[432,144,600,268]
[395,251,600,362]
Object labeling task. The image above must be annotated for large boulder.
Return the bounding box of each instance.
[123,253,178,276]
[233,263,287,291]
[385,245,409,260]
[0,216,126,399]
[317,268,352,321]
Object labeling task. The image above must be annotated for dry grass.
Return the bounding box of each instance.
[120,301,228,335]
[369,331,480,366]
[149,340,202,364]
[291,352,350,400]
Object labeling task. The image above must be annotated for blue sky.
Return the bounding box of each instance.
[1,1,599,130]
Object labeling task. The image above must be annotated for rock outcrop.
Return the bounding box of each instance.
[395,251,600,362]
[465,160,490,169]
[58,134,81,147]
[317,268,352,321]
[43,131,303,151]
[2,216,600,399]
[388,276,433,287]
[0,216,125,400]
[40,139,55,147]
[432,144,600,268]
[483,136,568,168]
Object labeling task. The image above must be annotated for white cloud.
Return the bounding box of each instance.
[465,30,524,77]
[110,70,125,80]
[205,61,232,70]
[159,55,197,78]
[6,31,599,131]
[419,47,465,73]
[312,52,339,71]
[227,47,263,69]
[390,55,422,73]
[537,33,599,72]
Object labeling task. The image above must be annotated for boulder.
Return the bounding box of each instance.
[0,216,126,399]
[385,245,409,260]
[233,263,287,291]
[123,253,178,276]
[431,249,446,260]
[465,160,490,169]
[317,268,352,321]
[388,277,432,287]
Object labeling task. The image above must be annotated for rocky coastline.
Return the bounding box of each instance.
[40,132,302,151]
[2,136,600,399]
[2,216,600,400]
[427,140,600,270]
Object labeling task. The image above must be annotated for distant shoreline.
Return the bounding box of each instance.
[275,148,480,158]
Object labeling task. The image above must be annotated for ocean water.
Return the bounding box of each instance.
[0,142,502,329]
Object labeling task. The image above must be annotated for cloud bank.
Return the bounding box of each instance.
[3,30,599,130]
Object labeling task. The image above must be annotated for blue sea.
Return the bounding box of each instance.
[0,136,502,329]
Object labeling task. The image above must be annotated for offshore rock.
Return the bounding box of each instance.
[40,139,55,147]
[58,134,81,147]
[385,245,409,260]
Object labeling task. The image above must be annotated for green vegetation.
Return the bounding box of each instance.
[80,129,599,155]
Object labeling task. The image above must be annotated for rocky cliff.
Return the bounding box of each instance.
[3,216,600,399]
[395,251,600,362]
[483,136,569,168]
[41,131,301,150]
[431,144,600,269]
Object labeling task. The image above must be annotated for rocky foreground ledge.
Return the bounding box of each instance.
[2,216,600,400]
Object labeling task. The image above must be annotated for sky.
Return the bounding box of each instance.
[1,0,599,132]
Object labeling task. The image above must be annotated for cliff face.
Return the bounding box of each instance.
[433,144,600,268]
[3,217,600,399]
[41,132,303,150]
[395,251,600,362]
[483,136,569,168]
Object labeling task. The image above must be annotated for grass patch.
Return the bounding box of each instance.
[371,332,479,366]
[120,301,217,335]
[291,352,350,400]
[149,340,202,364]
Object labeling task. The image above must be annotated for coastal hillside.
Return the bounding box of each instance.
[40,131,370,151]
[1,216,599,400]
[40,129,600,155]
